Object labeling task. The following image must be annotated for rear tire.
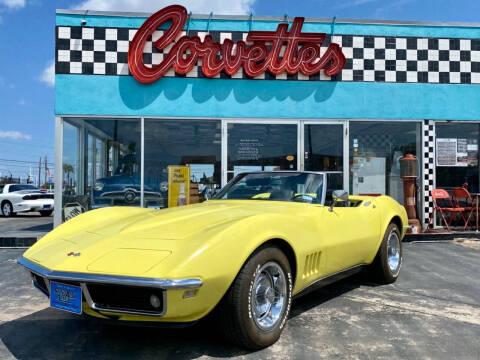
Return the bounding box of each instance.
[39,210,53,217]
[217,246,293,350]
[1,201,15,217]
[369,223,402,284]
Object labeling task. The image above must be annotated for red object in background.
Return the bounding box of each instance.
[427,188,465,232]
[452,187,475,230]
[128,5,346,83]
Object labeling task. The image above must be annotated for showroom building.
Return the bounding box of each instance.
[54,5,480,229]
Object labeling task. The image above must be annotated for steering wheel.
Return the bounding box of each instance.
[292,194,315,203]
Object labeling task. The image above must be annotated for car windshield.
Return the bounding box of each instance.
[214,172,324,204]
[9,184,38,192]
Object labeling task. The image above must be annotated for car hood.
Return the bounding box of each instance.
[23,200,294,275]
[77,201,255,240]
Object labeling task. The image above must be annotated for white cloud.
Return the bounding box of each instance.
[0,0,26,9]
[40,61,55,87]
[335,0,378,9]
[0,130,32,140]
[73,0,255,15]
[18,99,26,106]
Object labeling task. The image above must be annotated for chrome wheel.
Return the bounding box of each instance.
[387,230,401,274]
[2,202,12,216]
[251,261,287,331]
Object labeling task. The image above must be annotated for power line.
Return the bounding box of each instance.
[0,158,55,166]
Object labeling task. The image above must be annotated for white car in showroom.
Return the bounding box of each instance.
[0,184,54,217]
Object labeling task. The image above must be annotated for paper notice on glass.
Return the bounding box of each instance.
[456,138,468,166]
[467,139,479,167]
[436,138,457,166]
[437,138,478,167]
[467,143,478,151]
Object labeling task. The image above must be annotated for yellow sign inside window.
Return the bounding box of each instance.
[168,165,190,208]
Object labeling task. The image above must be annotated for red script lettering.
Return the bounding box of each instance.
[128,5,346,84]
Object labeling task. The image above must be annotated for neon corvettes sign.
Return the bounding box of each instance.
[128,5,346,84]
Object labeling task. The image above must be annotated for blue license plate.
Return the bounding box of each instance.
[43,205,51,209]
[50,281,82,315]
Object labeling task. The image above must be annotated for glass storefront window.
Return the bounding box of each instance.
[304,124,343,172]
[436,123,480,193]
[144,119,221,208]
[349,121,421,205]
[62,118,141,219]
[62,121,80,197]
[227,123,297,181]
[304,123,345,202]
[60,118,425,223]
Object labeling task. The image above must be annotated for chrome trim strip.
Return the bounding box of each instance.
[55,9,480,28]
[18,257,203,290]
[294,263,367,298]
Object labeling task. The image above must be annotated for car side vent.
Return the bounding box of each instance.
[303,252,321,279]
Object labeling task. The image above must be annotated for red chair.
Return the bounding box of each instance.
[427,189,465,232]
[453,187,475,230]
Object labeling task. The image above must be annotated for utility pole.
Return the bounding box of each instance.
[38,157,41,188]
[44,155,47,187]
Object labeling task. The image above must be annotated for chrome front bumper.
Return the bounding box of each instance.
[18,256,203,317]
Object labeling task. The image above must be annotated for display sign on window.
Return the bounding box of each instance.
[236,139,263,161]
[168,166,190,207]
[436,138,478,167]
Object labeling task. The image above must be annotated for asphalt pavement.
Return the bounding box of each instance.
[0,213,53,242]
[0,242,479,359]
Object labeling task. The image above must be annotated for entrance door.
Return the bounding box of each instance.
[224,122,299,184]
[303,122,348,202]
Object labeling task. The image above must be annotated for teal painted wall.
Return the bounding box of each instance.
[55,75,480,120]
[55,12,480,120]
[56,13,480,39]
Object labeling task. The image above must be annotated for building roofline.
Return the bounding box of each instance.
[56,9,480,28]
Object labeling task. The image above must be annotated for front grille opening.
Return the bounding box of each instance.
[31,272,49,295]
[87,284,164,314]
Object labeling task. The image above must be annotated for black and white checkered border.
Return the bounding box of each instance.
[423,120,435,227]
[356,134,393,148]
[55,25,480,84]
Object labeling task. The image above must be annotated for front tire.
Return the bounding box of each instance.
[369,223,402,284]
[217,246,293,350]
[1,201,15,217]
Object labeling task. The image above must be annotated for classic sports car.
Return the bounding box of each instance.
[19,172,407,349]
[1,184,54,217]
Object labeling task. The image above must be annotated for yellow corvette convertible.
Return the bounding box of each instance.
[19,171,407,349]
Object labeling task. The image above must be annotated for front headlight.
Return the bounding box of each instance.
[94,181,104,191]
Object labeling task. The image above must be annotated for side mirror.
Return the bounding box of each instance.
[332,190,349,202]
[205,188,218,200]
[329,190,349,212]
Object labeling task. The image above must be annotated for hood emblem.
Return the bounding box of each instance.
[67,252,81,257]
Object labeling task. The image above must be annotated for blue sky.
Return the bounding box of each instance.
[1,0,479,180]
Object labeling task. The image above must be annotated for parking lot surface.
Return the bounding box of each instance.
[0,242,479,359]
[0,213,53,239]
